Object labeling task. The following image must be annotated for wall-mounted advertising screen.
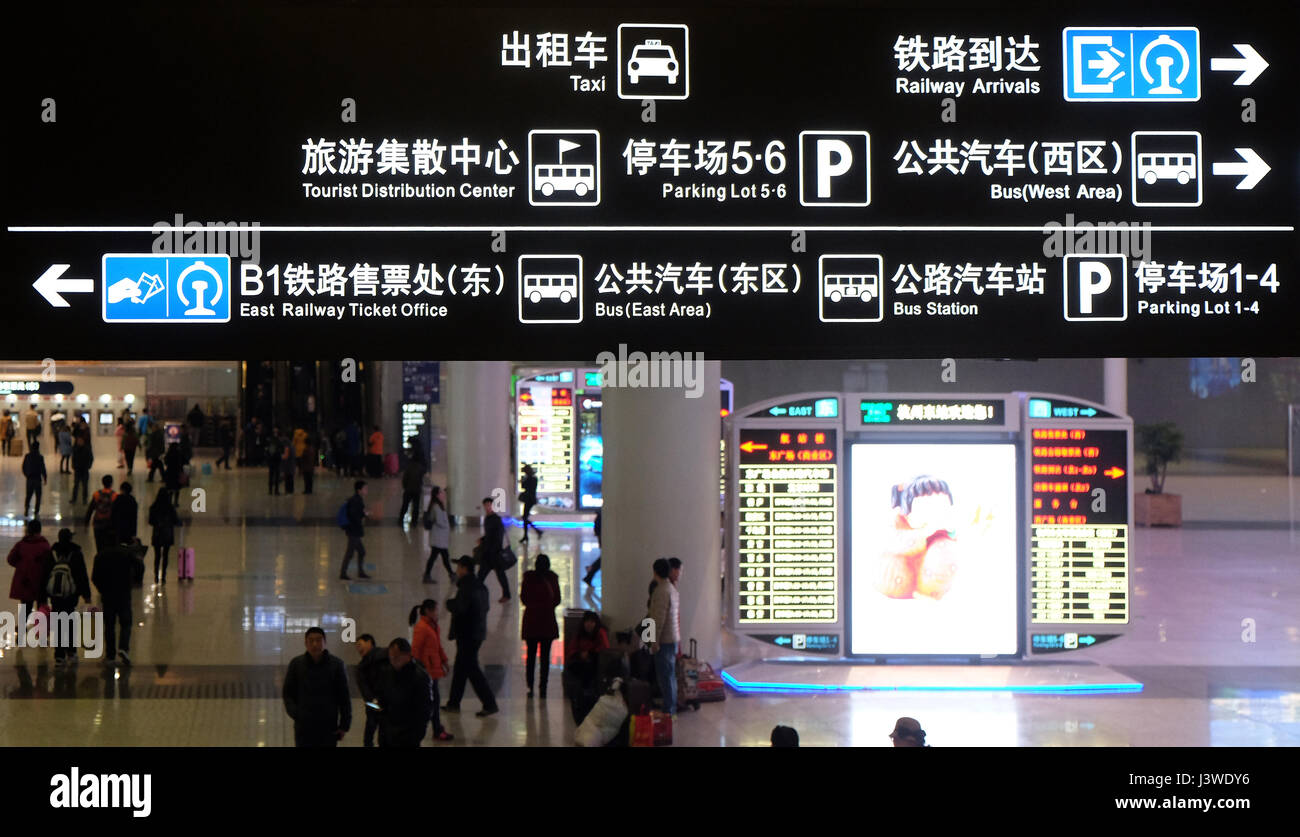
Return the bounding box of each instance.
[849,443,1018,656]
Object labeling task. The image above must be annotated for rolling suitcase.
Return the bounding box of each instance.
[677,638,726,710]
[178,547,196,581]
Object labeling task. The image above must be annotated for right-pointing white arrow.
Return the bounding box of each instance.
[1212,148,1271,190]
[1210,44,1268,86]
[32,264,95,308]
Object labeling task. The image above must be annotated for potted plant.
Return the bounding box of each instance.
[1134,421,1184,526]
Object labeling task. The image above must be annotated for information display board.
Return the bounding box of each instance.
[6,4,1295,359]
[516,372,576,509]
[736,427,840,625]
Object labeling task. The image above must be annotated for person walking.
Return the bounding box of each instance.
[422,485,452,583]
[23,406,40,450]
[520,553,562,698]
[0,410,13,457]
[111,481,139,547]
[398,454,425,527]
[266,427,284,495]
[8,519,52,616]
[21,441,48,518]
[477,496,511,603]
[121,422,139,475]
[443,556,498,717]
[214,419,234,470]
[355,633,388,748]
[162,442,183,507]
[114,417,125,469]
[409,599,453,741]
[145,423,165,482]
[583,508,602,586]
[70,436,93,504]
[186,403,204,448]
[366,425,384,478]
[339,480,370,580]
[281,627,352,747]
[91,535,142,666]
[38,528,92,666]
[376,637,434,748]
[136,407,153,437]
[300,433,316,494]
[518,464,542,544]
[148,487,180,584]
[57,424,73,474]
[282,433,296,495]
[85,475,118,553]
[647,557,681,716]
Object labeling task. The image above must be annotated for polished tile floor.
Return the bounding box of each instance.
[0,454,1297,746]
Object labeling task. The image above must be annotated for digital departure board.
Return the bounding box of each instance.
[1029,427,1129,624]
[736,428,838,624]
[516,380,574,507]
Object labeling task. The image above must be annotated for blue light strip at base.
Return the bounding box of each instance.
[502,517,593,530]
[720,670,1144,696]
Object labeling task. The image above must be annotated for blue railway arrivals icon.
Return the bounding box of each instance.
[1063,28,1199,102]
[102,254,231,323]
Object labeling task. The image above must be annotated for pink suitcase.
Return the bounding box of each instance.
[178,547,196,580]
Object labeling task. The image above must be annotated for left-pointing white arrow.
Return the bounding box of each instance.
[1211,148,1271,190]
[32,264,95,308]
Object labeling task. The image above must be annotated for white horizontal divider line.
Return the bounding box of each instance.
[7,225,1297,233]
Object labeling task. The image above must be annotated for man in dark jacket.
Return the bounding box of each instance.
[398,457,426,527]
[282,627,352,747]
[111,482,139,546]
[477,497,511,602]
[92,537,143,666]
[356,633,388,748]
[339,481,370,580]
[21,441,47,518]
[71,436,93,504]
[376,637,434,747]
[39,528,92,665]
[444,556,498,716]
[145,424,165,482]
[215,420,234,470]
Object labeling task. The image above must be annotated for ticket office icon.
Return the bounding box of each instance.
[102,254,231,323]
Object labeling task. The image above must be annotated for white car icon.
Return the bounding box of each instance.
[628,40,678,85]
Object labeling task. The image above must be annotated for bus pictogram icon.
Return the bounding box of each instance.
[819,255,884,322]
[518,255,583,324]
[528,130,601,207]
[1130,131,1201,207]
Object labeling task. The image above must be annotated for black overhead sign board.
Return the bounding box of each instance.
[2,2,1295,359]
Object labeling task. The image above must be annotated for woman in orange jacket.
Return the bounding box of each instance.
[409,599,454,741]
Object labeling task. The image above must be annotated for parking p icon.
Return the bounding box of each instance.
[1063,254,1128,321]
[799,131,870,206]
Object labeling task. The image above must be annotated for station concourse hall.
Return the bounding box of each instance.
[0,359,1296,749]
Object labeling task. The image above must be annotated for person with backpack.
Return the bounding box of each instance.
[85,475,118,552]
[38,528,91,665]
[148,487,181,584]
[520,554,562,698]
[8,518,52,616]
[266,427,285,495]
[338,480,370,580]
[70,436,94,504]
[21,440,48,518]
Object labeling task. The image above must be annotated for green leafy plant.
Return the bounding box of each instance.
[1135,422,1184,494]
